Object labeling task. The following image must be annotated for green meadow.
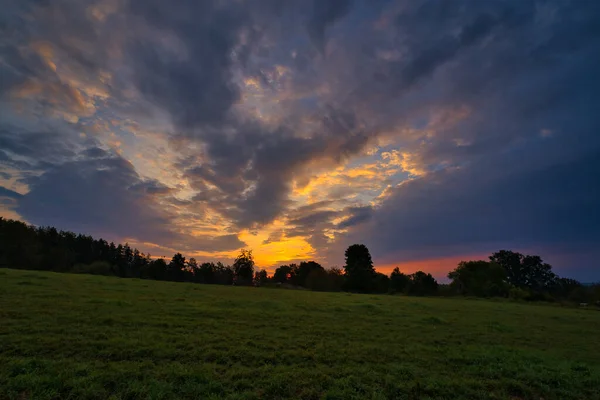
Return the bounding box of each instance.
[1,268,599,400]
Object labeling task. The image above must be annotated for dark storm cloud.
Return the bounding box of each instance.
[0,0,121,104]
[0,45,43,97]
[262,230,285,245]
[0,125,95,170]
[8,150,245,252]
[307,0,354,52]
[0,186,22,200]
[346,148,600,262]
[289,210,339,230]
[198,234,246,253]
[125,0,324,130]
[180,110,373,227]
[0,128,72,160]
[124,0,374,228]
[0,0,134,181]
[126,1,268,222]
[396,12,502,90]
[345,1,536,113]
[80,147,109,159]
[0,0,282,229]
[0,150,33,171]
[291,200,340,216]
[126,0,244,129]
[121,0,599,279]
[283,204,374,254]
[15,152,175,243]
[133,181,174,196]
[4,0,365,246]
[0,185,22,214]
[336,206,373,229]
[312,0,600,280]
[255,201,343,245]
[232,126,370,227]
[0,1,50,95]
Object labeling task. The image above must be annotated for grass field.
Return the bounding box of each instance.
[1,269,599,400]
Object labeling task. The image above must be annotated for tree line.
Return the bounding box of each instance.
[1,218,598,304]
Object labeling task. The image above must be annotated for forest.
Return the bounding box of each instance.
[1,217,598,304]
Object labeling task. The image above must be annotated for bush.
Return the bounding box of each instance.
[71,261,114,276]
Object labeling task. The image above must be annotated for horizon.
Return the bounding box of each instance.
[1,0,599,282]
[2,216,594,285]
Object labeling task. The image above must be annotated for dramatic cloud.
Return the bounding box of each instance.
[2,149,245,253]
[345,149,600,255]
[330,0,600,279]
[16,151,174,242]
[126,0,244,129]
[1,0,599,279]
[307,0,354,52]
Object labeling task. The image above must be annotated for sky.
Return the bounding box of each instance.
[1,0,599,281]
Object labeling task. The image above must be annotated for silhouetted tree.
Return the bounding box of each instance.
[114,244,126,277]
[233,249,255,286]
[448,260,508,297]
[0,218,39,269]
[187,257,198,271]
[131,249,146,278]
[214,262,234,285]
[185,257,199,282]
[141,258,168,280]
[168,253,186,282]
[273,264,295,284]
[254,269,268,286]
[305,268,328,291]
[326,268,345,292]
[372,272,391,293]
[37,226,73,272]
[549,277,583,300]
[407,271,438,296]
[108,242,117,269]
[123,244,134,276]
[521,255,557,292]
[489,250,523,285]
[197,262,216,284]
[390,267,410,293]
[292,261,324,287]
[490,250,557,292]
[343,244,376,292]
[304,267,346,292]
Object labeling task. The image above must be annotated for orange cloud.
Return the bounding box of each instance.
[237,223,315,270]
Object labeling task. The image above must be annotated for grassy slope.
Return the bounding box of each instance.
[1,269,599,400]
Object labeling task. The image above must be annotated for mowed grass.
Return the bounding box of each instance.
[1,269,599,400]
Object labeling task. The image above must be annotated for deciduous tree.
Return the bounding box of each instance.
[407,271,438,296]
[390,267,410,293]
[343,244,376,292]
[233,249,254,286]
[448,260,508,297]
